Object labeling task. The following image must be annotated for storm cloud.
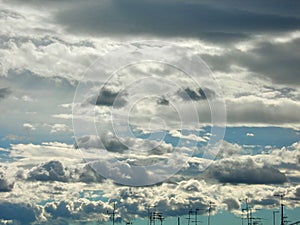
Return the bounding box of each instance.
[53,0,300,42]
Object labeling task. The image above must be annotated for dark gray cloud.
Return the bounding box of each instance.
[27,160,105,183]
[93,88,127,108]
[52,0,300,42]
[78,164,104,183]
[178,87,215,101]
[206,158,287,184]
[0,173,14,192]
[223,198,240,211]
[75,134,128,153]
[203,38,300,85]
[0,202,38,225]
[28,160,69,182]
[157,97,169,106]
[0,87,11,100]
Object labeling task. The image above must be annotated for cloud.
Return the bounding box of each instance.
[28,160,70,182]
[203,38,300,85]
[95,88,128,108]
[0,172,14,192]
[49,123,70,133]
[246,132,254,137]
[0,87,11,100]
[22,123,36,131]
[75,134,128,153]
[223,198,240,211]
[53,0,300,41]
[27,160,104,183]
[178,87,214,101]
[206,157,287,184]
[0,202,40,225]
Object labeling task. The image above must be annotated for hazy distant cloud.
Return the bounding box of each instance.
[0,87,11,100]
[23,123,36,131]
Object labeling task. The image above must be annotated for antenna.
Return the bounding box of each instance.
[273,211,279,225]
[107,202,116,225]
[240,198,251,225]
[207,201,215,225]
[274,193,285,225]
[147,205,156,225]
[187,210,193,225]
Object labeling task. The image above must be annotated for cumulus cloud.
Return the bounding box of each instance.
[49,123,70,133]
[0,173,14,192]
[27,160,104,183]
[28,160,70,182]
[206,157,287,184]
[22,123,36,131]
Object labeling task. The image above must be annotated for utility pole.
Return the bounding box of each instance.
[178,217,180,225]
[240,198,250,225]
[147,205,156,225]
[187,210,192,225]
[208,201,215,225]
[195,208,199,225]
[274,194,285,225]
[107,202,116,225]
[273,211,279,225]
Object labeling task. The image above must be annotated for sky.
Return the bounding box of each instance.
[0,0,300,224]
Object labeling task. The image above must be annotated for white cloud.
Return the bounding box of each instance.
[22,123,35,131]
[49,123,71,133]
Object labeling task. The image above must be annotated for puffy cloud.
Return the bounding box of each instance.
[206,157,287,184]
[27,160,104,183]
[22,123,35,131]
[0,173,14,192]
[75,134,128,153]
[28,160,70,182]
[49,123,71,134]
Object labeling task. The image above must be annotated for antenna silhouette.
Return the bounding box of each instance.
[289,221,300,225]
[107,202,116,225]
[273,211,279,225]
[207,201,215,225]
[274,193,285,225]
[240,198,251,225]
